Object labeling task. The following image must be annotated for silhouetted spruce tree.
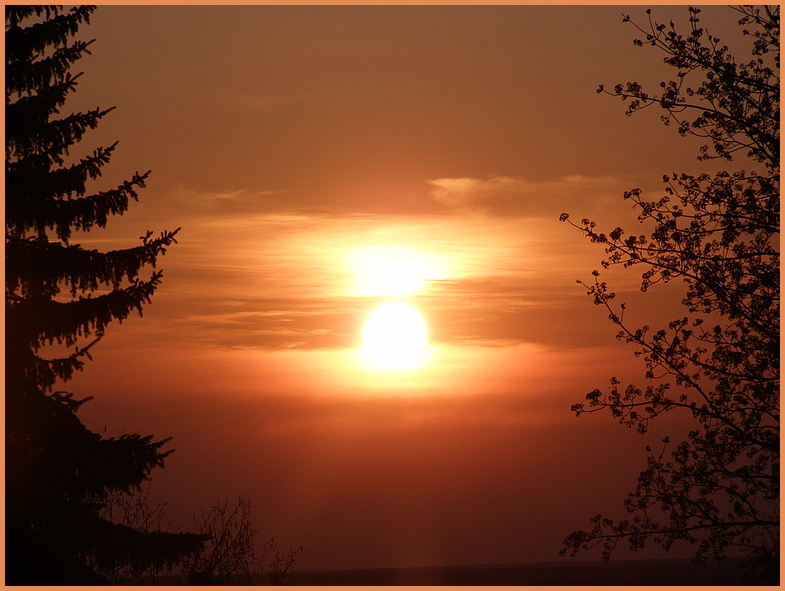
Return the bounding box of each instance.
[560,6,779,583]
[6,5,207,584]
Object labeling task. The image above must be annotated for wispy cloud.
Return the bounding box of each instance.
[165,185,297,215]
[88,207,641,355]
[428,174,626,218]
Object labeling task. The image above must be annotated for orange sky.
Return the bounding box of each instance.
[59,4,747,571]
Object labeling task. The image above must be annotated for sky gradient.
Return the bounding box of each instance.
[58,4,748,571]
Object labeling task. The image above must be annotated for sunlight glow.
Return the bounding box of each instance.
[359,302,431,371]
[347,245,447,297]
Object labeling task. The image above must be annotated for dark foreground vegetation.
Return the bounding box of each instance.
[561,6,779,583]
[6,5,206,584]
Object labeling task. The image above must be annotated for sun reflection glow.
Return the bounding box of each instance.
[347,245,447,297]
[359,301,431,371]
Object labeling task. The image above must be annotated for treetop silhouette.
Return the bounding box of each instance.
[5,5,205,584]
[560,6,779,583]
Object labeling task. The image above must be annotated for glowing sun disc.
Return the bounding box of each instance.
[360,302,430,371]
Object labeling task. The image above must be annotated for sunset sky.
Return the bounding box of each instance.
[59,4,748,571]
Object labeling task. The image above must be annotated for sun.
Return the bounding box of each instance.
[359,301,431,371]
